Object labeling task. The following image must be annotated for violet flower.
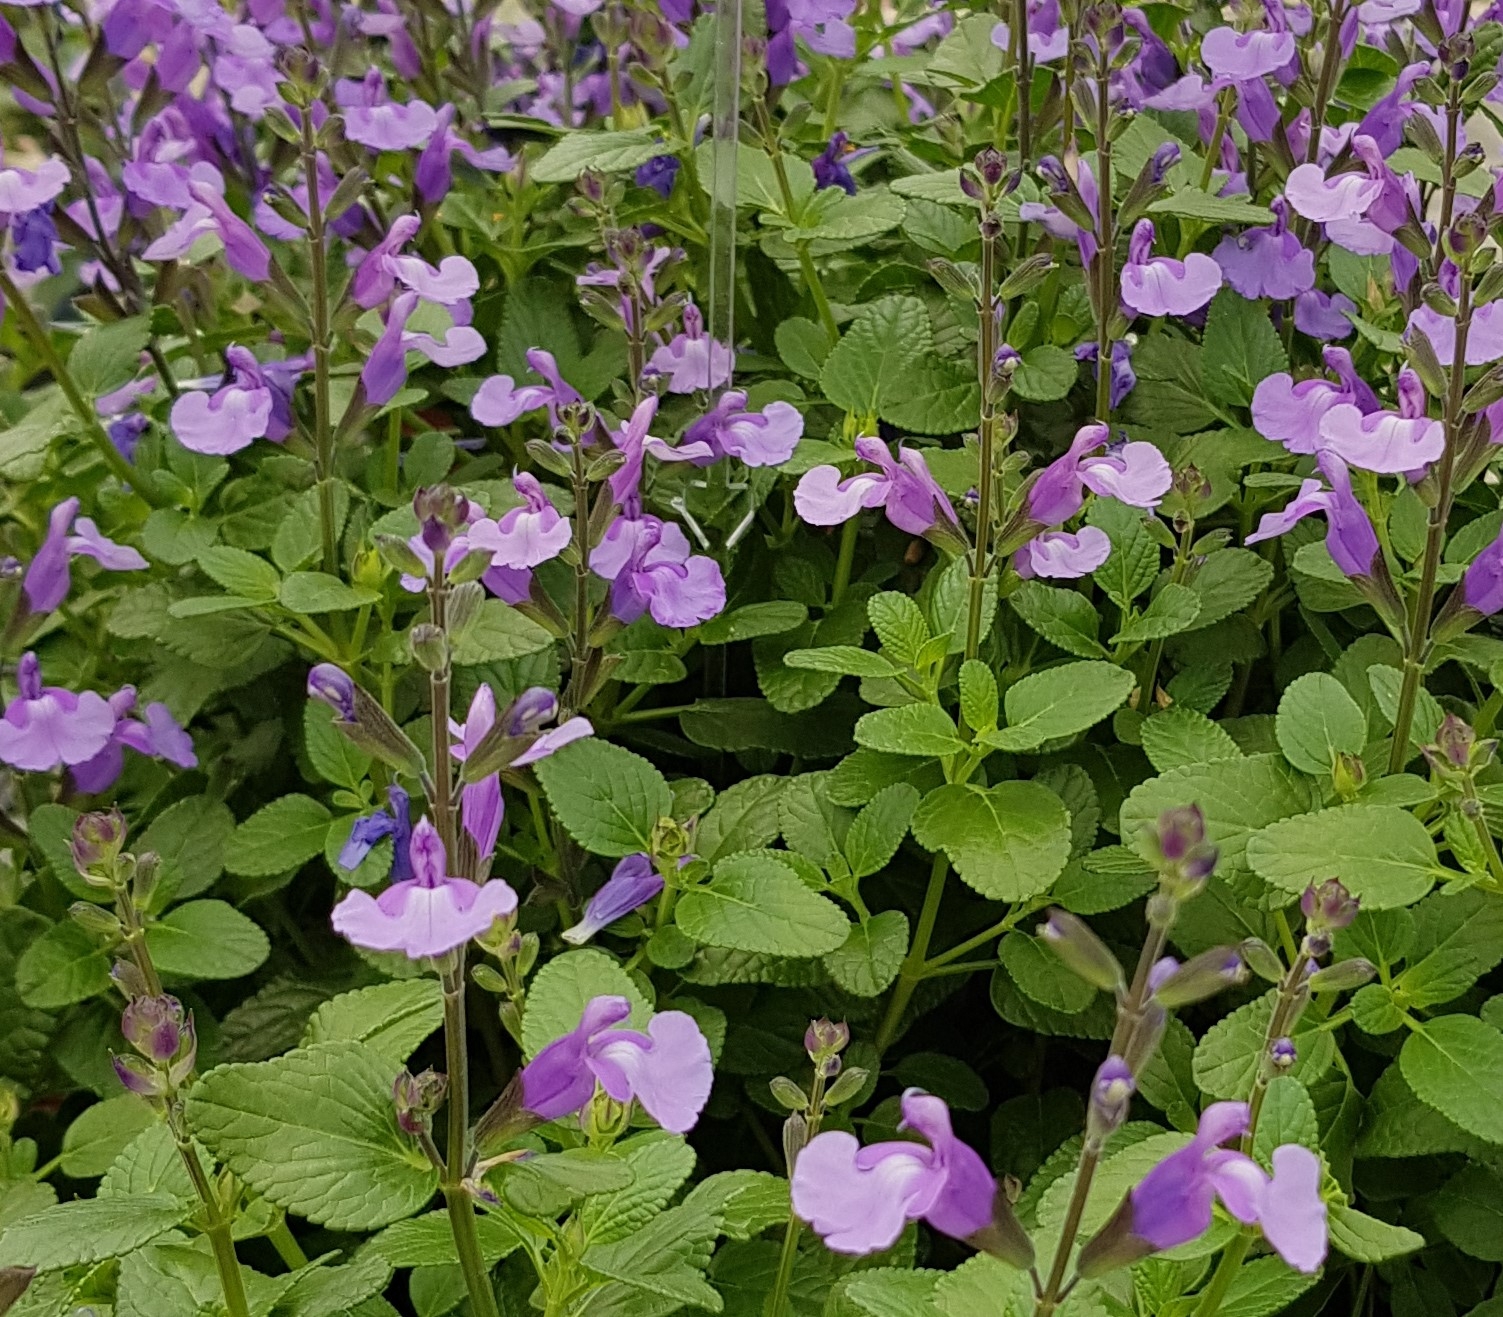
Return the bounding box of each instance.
[795,436,962,544]
[645,304,733,394]
[792,1089,997,1255]
[635,155,680,198]
[1075,340,1137,409]
[1250,347,1378,454]
[1019,157,1098,267]
[1408,298,1503,368]
[1200,27,1296,79]
[23,497,148,613]
[519,995,713,1133]
[142,175,271,282]
[337,70,439,152]
[1120,220,1223,318]
[415,104,515,204]
[589,516,727,628]
[351,215,480,311]
[1015,527,1112,580]
[170,345,307,456]
[339,784,414,882]
[1317,367,1442,475]
[766,0,858,86]
[71,687,196,793]
[1246,451,1380,579]
[471,349,583,429]
[1025,423,1174,529]
[467,473,572,571]
[11,204,59,277]
[989,0,1068,63]
[1283,162,1382,226]
[362,292,486,406]
[1213,199,1314,301]
[812,132,858,194]
[1293,289,1356,340]
[562,854,665,944]
[666,391,804,467]
[331,817,518,959]
[0,652,117,772]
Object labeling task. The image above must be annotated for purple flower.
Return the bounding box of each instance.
[673,391,804,467]
[415,104,514,204]
[308,663,357,722]
[1408,299,1503,368]
[397,496,484,593]
[339,785,414,882]
[989,0,1068,64]
[1293,289,1356,340]
[645,304,733,394]
[11,205,60,276]
[792,1089,996,1255]
[351,215,479,311]
[589,516,726,627]
[1019,157,1098,266]
[767,0,858,86]
[635,154,680,198]
[1283,162,1381,225]
[362,292,486,406]
[1025,424,1174,530]
[1120,220,1223,317]
[468,473,572,570]
[1200,26,1296,78]
[812,132,858,194]
[1464,528,1503,615]
[1317,367,1442,475]
[607,397,669,510]
[0,652,117,772]
[337,70,440,152]
[1213,199,1314,300]
[795,436,961,541]
[70,688,197,793]
[1246,451,1380,578]
[1015,526,1112,579]
[0,158,68,216]
[23,497,148,613]
[143,176,271,282]
[331,817,518,959]
[170,345,305,455]
[471,349,583,429]
[450,686,505,859]
[519,995,713,1132]
[562,854,665,944]
[1075,341,1137,408]
[1251,346,1378,454]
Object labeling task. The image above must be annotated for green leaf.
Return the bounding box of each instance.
[576,1132,698,1248]
[1011,345,1078,402]
[1186,549,1275,630]
[678,855,850,957]
[999,932,1096,1013]
[302,979,444,1062]
[1008,582,1107,659]
[500,1148,634,1217]
[820,296,929,420]
[451,599,555,665]
[695,776,783,867]
[1140,707,1243,773]
[697,601,808,644]
[1119,753,1318,876]
[1432,1164,1503,1260]
[0,390,69,481]
[825,910,909,996]
[225,795,332,877]
[521,949,652,1060]
[1327,1204,1426,1263]
[1112,583,1202,644]
[69,317,151,394]
[186,1041,440,1229]
[775,317,831,379]
[1215,1257,1318,1317]
[1088,498,1160,607]
[1275,672,1368,775]
[1246,805,1439,910]
[868,592,930,666]
[1368,663,1446,749]
[279,572,379,613]
[0,1194,191,1270]
[790,189,906,243]
[855,704,966,758]
[276,1251,393,1317]
[580,1203,722,1312]
[911,782,1072,900]
[985,661,1134,752]
[532,129,664,183]
[1200,288,1289,409]
[198,546,280,602]
[958,660,999,732]
[1395,889,1503,1008]
[60,1096,157,1179]
[535,738,672,857]
[15,921,110,1008]
[140,795,236,901]
[1192,990,1335,1099]
[844,783,920,878]
[778,774,852,869]
[1149,189,1272,225]
[1400,1014,1503,1145]
[784,646,902,678]
[1251,1077,1318,1165]
[369,1210,520,1267]
[1356,1060,1486,1159]
[681,1169,788,1240]
[145,900,269,980]
[303,700,372,790]
[100,1123,194,1200]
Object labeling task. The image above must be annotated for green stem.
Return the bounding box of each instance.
[171,1111,250,1317]
[1199,91,1234,192]
[1140,519,1196,705]
[925,903,1031,970]
[831,518,859,606]
[768,1069,829,1317]
[1190,1235,1253,1317]
[301,111,338,577]
[267,1217,309,1270]
[755,98,839,345]
[875,853,950,1053]
[968,213,1001,663]
[0,269,160,505]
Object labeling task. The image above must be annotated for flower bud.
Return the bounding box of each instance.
[393,1068,448,1135]
[1300,879,1358,934]
[823,1066,870,1108]
[70,902,123,943]
[375,533,427,578]
[122,995,186,1063]
[1308,957,1377,992]
[1150,946,1247,1008]
[804,1018,849,1078]
[1331,751,1366,800]
[1269,1037,1297,1071]
[974,146,1008,188]
[1239,938,1286,983]
[769,1076,809,1111]
[110,959,151,1000]
[1088,1056,1135,1138]
[507,687,560,738]
[112,1053,167,1098]
[577,169,607,204]
[307,663,357,722]
[71,809,127,883]
[1146,805,1219,895]
[409,623,448,672]
[783,1110,809,1168]
[1037,910,1126,994]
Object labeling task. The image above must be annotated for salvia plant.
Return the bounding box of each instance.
[7,0,1503,1315]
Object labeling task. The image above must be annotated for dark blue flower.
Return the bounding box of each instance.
[812,132,857,195]
[11,205,59,276]
[635,154,681,199]
[338,785,413,881]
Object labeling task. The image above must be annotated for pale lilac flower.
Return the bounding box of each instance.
[607,397,669,509]
[667,391,804,467]
[1213,198,1314,300]
[645,304,732,393]
[1246,451,1380,578]
[331,817,518,959]
[1293,289,1356,340]
[1015,527,1112,580]
[468,474,571,570]
[362,292,486,406]
[0,652,117,772]
[0,157,69,215]
[795,436,960,539]
[1251,347,1378,454]
[337,70,440,151]
[519,995,713,1132]
[1407,299,1503,367]
[1019,157,1098,266]
[1078,440,1173,508]
[1120,220,1223,317]
[71,687,196,793]
[170,345,304,455]
[1200,27,1296,78]
[23,497,148,613]
[1317,367,1442,474]
[589,516,726,627]
[339,785,413,881]
[1283,163,1382,225]
[142,176,271,281]
[397,496,483,593]
[450,685,505,859]
[562,854,665,944]
[471,349,582,429]
[792,1089,996,1255]
[989,0,1068,63]
[351,214,479,310]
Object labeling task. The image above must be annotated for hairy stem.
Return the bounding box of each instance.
[968,215,1001,663]
[301,109,338,577]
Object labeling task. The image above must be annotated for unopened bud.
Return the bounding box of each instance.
[1300,879,1359,933]
[804,1018,849,1078]
[1239,938,1286,983]
[769,1076,808,1111]
[1037,910,1126,994]
[409,623,448,672]
[1332,751,1366,799]
[69,902,122,942]
[783,1110,809,1169]
[1308,957,1377,992]
[393,1068,448,1135]
[650,817,692,865]
[974,146,1007,188]
[374,533,427,578]
[823,1066,870,1107]
[576,169,607,203]
[0,1085,18,1133]
[1269,1037,1298,1071]
[122,995,185,1063]
[1088,1056,1135,1137]
[307,663,357,722]
[1150,946,1247,1008]
[1147,804,1218,895]
[71,809,127,881]
[112,1053,167,1098]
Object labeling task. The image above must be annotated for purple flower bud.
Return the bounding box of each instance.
[1150,947,1248,1008]
[113,1053,167,1098]
[974,146,1008,187]
[307,663,357,723]
[393,1068,448,1135]
[1089,1056,1135,1134]
[505,687,560,737]
[1038,909,1126,993]
[1155,805,1205,861]
[1270,1037,1297,1071]
[1436,712,1475,768]
[1307,958,1377,992]
[805,1018,850,1078]
[71,808,128,879]
[1299,879,1359,933]
[121,995,186,1064]
[1148,142,1180,183]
